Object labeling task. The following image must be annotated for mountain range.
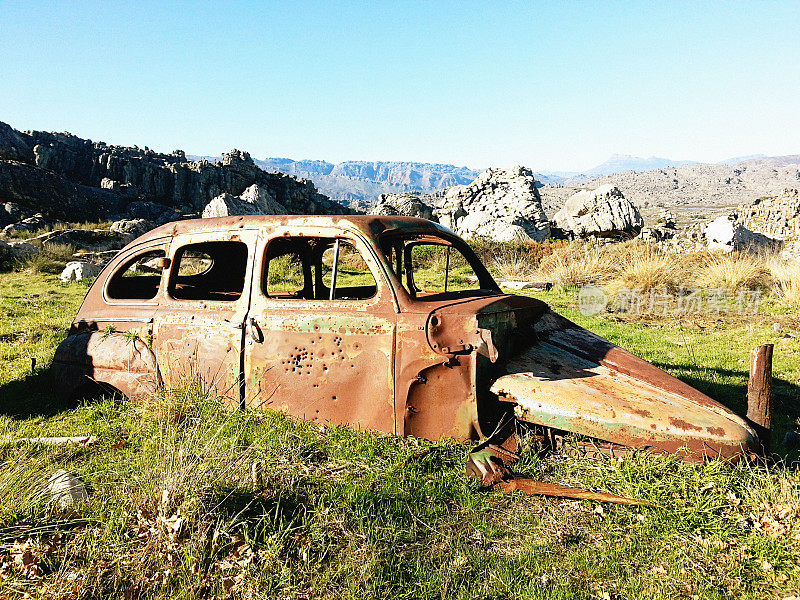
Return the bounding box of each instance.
[185,153,799,208]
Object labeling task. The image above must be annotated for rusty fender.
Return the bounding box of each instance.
[52,330,159,400]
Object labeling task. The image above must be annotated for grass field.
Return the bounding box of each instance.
[0,268,799,599]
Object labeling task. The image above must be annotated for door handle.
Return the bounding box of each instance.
[247,317,263,343]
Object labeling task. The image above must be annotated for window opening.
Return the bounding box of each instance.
[408,242,480,295]
[169,241,248,301]
[263,237,377,300]
[380,234,499,300]
[107,248,166,300]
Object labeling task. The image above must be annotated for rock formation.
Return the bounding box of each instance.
[372,166,551,242]
[202,184,287,218]
[738,189,800,244]
[552,185,643,239]
[0,120,348,223]
[373,193,435,221]
[704,215,781,253]
[539,157,800,219]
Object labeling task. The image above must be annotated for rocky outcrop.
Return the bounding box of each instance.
[202,183,301,218]
[552,185,644,239]
[539,158,800,218]
[738,189,800,243]
[110,218,156,240]
[373,193,435,220]
[0,122,34,162]
[0,159,123,221]
[434,166,550,241]
[0,120,349,223]
[371,166,550,242]
[704,215,781,253]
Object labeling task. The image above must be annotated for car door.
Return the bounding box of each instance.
[153,229,257,407]
[244,226,398,434]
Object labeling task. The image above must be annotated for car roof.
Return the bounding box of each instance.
[138,214,454,244]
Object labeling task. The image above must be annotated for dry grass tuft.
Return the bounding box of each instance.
[695,252,768,290]
[536,244,616,288]
[488,247,538,281]
[766,257,800,307]
[609,244,681,292]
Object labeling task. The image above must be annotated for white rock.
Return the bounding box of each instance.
[47,470,88,507]
[553,185,643,239]
[202,184,286,218]
[373,193,434,220]
[238,183,286,215]
[705,215,781,253]
[371,166,550,242]
[100,177,121,191]
[60,261,99,282]
[436,166,551,241]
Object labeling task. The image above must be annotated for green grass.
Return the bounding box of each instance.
[0,272,799,599]
[2,220,114,241]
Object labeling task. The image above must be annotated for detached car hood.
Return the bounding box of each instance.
[427,295,757,460]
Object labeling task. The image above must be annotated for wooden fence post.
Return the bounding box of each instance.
[746,344,774,453]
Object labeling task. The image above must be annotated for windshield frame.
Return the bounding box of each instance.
[378,231,501,302]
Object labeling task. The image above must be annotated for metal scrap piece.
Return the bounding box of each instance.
[496,479,656,506]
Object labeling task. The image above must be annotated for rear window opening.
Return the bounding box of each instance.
[169,241,248,301]
[106,249,167,300]
[263,237,377,301]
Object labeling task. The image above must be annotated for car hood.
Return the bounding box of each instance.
[425,294,757,460]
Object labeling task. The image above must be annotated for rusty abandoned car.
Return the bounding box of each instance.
[52,215,758,467]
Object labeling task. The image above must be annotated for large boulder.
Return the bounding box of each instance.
[371,166,550,242]
[202,184,287,218]
[203,193,259,218]
[552,185,644,239]
[434,166,550,241]
[238,183,286,214]
[110,218,156,241]
[704,215,782,253]
[373,193,435,220]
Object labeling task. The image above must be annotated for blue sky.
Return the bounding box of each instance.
[1,1,798,171]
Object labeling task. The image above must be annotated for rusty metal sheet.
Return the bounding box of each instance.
[491,340,757,460]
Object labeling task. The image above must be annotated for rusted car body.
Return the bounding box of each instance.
[52,215,757,460]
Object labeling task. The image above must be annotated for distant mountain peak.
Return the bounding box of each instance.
[581,154,698,178]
